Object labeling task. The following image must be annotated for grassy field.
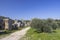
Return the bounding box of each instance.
[20,28,60,40]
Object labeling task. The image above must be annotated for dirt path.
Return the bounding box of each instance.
[0,27,30,40]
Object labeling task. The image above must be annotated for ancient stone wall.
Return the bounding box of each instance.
[3,19,12,30]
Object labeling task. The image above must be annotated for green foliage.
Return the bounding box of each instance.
[51,22,58,30]
[30,18,59,33]
[31,18,42,32]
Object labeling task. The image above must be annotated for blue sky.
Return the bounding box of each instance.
[0,0,60,20]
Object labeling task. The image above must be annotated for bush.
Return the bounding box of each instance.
[51,22,58,30]
[30,18,59,33]
[43,25,52,33]
[30,18,42,32]
[31,18,52,33]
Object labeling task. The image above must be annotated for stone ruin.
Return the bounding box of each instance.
[3,19,12,30]
[12,20,25,29]
[0,18,4,30]
[0,18,30,30]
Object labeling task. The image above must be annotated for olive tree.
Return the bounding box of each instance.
[30,18,52,33]
[30,18,42,32]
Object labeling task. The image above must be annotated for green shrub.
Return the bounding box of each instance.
[51,22,58,30]
[31,18,52,33]
[30,18,59,33]
[30,18,42,32]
